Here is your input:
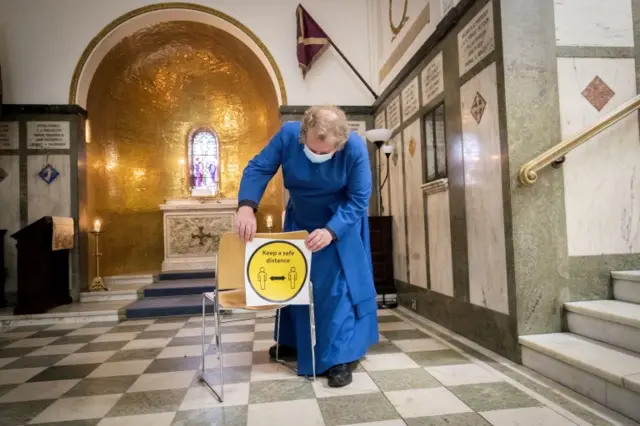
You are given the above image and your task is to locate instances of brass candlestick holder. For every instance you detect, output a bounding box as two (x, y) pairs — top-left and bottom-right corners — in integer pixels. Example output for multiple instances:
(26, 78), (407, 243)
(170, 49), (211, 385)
(90, 230), (108, 292)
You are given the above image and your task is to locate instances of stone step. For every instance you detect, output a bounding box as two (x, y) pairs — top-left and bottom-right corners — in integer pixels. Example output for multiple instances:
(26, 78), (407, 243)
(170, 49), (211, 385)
(0, 300), (129, 329)
(79, 288), (139, 303)
(565, 300), (640, 354)
(157, 270), (215, 282)
(520, 333), (640, 422)
(142, 279), (216, 298)
(124, 295), (215, 319)
(104, 273), (155, 288)
(613, 271), (640, 304)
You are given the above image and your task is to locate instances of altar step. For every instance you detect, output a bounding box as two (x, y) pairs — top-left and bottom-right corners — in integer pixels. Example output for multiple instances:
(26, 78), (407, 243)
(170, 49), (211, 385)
(157, 270), (216, 281)
(123, 294), (215, 319)
(121, 277), (217, 319)
(142, 279), (215, 298)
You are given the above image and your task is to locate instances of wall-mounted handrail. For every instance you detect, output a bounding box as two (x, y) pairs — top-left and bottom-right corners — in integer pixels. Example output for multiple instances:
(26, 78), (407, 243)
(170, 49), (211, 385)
(518, 94), (640, 186)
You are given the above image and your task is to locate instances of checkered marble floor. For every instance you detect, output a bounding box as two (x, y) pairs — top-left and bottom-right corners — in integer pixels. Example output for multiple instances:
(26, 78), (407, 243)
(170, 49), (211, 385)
(0, 309), (613, 426)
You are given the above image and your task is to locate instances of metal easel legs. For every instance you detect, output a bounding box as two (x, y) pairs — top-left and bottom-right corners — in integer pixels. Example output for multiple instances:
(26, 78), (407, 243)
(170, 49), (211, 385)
(199, 285), (317, 403)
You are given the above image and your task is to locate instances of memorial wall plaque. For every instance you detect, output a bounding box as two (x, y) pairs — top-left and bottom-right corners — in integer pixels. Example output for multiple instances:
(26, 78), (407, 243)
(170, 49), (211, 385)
(347, 121), (366, 140)
(458, 2), (495, 76)
(375, 112), (386, 129)
(401, 77), (420, 122)
(386, 96), (401, 132)
(26, 121), (71, 150)
(421, 52), (444, 107)
(0, 122), (19, 150)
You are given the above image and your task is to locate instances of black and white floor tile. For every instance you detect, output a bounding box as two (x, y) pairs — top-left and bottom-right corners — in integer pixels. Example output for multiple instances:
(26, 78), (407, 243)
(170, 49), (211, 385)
(0, 310), (628, 426)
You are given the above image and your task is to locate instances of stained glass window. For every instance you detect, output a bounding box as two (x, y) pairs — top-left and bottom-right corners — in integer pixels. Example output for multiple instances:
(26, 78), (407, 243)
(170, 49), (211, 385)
(189, 129), (219, 195)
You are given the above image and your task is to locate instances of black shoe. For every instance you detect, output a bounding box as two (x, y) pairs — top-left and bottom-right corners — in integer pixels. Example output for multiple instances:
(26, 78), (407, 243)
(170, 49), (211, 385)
(268, 344), (297, 360)
(327, 363), (352, 388)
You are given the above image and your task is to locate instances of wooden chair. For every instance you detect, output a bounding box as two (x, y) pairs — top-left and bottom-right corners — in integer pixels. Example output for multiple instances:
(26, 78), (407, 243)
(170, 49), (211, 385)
(198, 231), (316, 402)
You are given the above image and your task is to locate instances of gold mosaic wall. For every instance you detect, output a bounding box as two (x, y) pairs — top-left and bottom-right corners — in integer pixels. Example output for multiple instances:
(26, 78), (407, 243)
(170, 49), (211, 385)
(86, 21), (282, 277)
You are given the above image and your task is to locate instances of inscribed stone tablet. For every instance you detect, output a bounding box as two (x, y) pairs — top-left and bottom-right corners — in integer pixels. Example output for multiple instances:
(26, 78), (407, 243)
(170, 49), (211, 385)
(401, 77), (420, 122)
(347, 121), (366, 140)
(375, 111), (386, 129)
(421, 52), (444, 106)
(0, 122), (19, 150)
(458, 2), (495, 76)
(27, 121), (71, 149)
(386, 96), (401, 132)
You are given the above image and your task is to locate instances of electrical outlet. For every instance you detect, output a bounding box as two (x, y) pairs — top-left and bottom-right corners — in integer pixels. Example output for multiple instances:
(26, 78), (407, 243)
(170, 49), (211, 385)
(411, 299), (417, 310)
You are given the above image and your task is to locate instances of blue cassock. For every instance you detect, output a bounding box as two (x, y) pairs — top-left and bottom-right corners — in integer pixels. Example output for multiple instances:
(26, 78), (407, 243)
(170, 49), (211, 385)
(238, 121), (379, 375)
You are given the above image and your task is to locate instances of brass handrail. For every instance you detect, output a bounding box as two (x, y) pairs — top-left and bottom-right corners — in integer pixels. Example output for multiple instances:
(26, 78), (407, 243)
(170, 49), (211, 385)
(518, 94), (640, 186)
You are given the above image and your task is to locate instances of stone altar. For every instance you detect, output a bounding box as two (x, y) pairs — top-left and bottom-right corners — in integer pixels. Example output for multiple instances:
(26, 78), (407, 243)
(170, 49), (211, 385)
(160, 198), (237, 272)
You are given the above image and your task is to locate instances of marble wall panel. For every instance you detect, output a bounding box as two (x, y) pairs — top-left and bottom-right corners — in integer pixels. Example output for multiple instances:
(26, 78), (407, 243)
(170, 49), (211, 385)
(0, 155), (20, 293)
(27, 155), (71, 224)
(427, 190), (454, 297)
(460, 62), (509, 315)
(558, 57), (640, 256)
(554, 0), (634, 47)
(403, 120), (428, 288)
(389, 134), (408, 283)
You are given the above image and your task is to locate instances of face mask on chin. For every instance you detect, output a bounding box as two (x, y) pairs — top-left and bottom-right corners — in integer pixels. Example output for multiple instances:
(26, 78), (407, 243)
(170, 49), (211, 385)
(303, 144), (334, 163)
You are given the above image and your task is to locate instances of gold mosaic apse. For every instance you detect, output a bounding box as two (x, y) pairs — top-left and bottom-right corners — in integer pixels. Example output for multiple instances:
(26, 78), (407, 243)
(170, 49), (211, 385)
(86, 21), (282, 277)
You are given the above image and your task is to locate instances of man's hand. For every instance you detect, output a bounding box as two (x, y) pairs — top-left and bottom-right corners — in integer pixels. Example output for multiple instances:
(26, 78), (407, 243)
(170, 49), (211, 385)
(306, 228), (333, 252)
(235, 206), (257, 242)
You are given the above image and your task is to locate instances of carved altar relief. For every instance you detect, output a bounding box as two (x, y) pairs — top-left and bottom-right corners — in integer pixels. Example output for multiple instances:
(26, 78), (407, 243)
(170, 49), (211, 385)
(160, 198), (237, 272)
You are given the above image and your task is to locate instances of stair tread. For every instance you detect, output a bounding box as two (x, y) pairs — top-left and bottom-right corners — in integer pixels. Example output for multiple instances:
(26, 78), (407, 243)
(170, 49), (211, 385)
(144, 279), (214, 290)
(612, 270), (640, 282)
(564, 300), (640, 329)
(126, 294), (209, 310)
(519, 333), (640, 391)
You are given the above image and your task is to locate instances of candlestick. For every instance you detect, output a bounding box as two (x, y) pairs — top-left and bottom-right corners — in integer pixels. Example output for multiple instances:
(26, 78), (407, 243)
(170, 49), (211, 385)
(89, 230), (108, 292)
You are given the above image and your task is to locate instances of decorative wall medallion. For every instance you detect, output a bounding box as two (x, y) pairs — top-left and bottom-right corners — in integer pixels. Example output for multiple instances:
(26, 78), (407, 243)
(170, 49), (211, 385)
(0, 168), (7, 184)
(408, 137), (416, 157)
(471, 92), (487, 124)
(582, 76), (615, 111)
(39, 164), (60, 184)
(389, 0), (410, 39)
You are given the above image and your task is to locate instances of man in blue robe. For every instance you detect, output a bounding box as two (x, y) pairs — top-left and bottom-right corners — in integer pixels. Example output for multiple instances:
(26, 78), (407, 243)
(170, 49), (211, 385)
(236, 105), (379, 387)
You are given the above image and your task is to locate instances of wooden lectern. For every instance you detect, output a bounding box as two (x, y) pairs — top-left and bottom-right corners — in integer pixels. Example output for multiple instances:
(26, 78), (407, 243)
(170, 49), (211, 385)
(11, 217), (74, 315)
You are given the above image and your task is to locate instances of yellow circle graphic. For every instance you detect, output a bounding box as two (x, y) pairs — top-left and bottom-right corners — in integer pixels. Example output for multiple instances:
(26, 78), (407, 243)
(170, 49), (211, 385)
(246, 241), (309, 303)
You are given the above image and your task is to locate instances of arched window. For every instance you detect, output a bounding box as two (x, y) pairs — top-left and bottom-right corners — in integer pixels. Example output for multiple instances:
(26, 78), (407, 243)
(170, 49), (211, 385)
(188, 128), (219, 196)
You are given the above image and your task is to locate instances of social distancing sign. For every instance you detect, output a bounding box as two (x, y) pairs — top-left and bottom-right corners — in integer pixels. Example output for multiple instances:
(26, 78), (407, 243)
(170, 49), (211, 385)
(244, 238), (312, 306)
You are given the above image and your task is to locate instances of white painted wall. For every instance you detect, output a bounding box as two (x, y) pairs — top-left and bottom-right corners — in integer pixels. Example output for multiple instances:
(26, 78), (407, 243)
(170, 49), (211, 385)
(0, 0), (374, 105)
(370, 0), (451, 92)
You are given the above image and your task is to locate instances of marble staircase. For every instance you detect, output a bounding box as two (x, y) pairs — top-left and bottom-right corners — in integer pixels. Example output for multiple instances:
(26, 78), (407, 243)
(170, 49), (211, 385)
(519, 270), (640, 422)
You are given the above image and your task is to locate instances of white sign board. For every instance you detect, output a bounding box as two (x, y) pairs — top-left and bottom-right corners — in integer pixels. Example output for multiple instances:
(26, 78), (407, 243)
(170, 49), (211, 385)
(244, 238), (312, 307)
(0, 122), (19, 150)
(27, 121), (71, 149)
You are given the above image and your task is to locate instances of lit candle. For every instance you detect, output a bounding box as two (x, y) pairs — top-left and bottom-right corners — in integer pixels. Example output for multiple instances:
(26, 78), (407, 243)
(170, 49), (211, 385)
(93, 219), (101, 233)
(266, 215), (273, 228)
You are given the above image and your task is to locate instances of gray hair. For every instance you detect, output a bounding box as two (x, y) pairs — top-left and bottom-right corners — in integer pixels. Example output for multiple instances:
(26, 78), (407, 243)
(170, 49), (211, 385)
(300, 105), (350, 150)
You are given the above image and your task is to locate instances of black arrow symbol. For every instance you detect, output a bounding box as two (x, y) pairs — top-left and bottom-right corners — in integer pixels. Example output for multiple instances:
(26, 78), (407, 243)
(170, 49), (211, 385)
(269, 276), (285, 281)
